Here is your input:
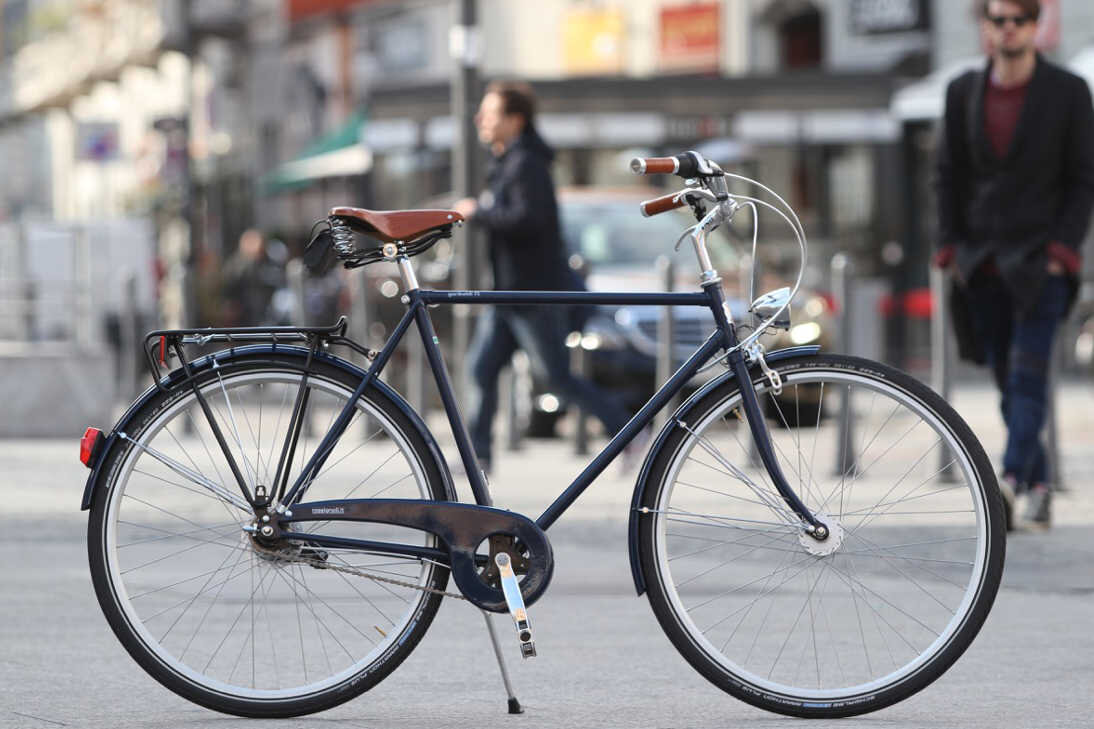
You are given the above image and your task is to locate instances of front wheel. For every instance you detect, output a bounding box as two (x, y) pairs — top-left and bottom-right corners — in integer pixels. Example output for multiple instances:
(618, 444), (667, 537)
(637, 354), (1005, 718)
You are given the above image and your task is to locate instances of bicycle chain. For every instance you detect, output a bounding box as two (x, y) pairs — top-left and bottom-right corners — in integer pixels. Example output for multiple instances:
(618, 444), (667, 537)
(250, 540), (468, 601)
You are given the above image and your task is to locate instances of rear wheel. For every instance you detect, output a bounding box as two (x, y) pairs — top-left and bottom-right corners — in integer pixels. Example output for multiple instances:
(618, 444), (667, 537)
(88, 352), (449, 717)
(637, 354), (1005, 717)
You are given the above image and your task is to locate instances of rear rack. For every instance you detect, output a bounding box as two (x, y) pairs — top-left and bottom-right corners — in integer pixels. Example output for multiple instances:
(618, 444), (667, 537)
(142, 316), (377, 392)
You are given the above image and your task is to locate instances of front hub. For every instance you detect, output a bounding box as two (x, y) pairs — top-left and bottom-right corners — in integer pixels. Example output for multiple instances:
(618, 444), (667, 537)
(799, 512), (844, 557)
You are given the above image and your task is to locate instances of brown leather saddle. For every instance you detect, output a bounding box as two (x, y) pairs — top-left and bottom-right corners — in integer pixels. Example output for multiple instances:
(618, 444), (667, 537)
(330, 207), (464, 243)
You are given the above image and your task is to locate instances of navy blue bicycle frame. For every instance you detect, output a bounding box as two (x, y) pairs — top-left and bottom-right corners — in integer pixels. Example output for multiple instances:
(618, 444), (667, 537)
(277, 276), (822, 534)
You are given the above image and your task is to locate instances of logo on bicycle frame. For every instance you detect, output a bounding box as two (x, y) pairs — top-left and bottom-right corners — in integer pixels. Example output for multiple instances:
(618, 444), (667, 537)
(311, 506), (345, 515)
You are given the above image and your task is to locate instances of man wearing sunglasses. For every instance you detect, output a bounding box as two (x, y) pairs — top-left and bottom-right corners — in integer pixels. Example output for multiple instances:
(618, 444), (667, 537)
(935, 0), (1094, 530)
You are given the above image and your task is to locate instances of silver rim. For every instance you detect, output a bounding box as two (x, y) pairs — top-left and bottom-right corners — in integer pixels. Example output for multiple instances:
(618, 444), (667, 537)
(651, 368), (990, 701)
(101, 367), (441, 701)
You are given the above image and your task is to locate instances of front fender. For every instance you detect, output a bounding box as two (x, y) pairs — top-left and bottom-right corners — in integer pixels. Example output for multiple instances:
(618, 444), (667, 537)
(80, 345), (457, 510)
(626, 345), (820, 596)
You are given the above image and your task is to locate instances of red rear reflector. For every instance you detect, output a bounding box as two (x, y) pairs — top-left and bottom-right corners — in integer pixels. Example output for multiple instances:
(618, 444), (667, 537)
(80, 427), (105, 467)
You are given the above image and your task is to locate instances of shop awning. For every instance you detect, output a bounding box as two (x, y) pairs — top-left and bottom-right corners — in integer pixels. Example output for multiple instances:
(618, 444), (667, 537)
(261, 111), (372, 193)
(1068, 46), (1094, 92)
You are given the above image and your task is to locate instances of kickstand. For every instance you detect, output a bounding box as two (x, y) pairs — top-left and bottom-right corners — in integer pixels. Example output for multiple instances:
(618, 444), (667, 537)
(482, 611), (524, 714)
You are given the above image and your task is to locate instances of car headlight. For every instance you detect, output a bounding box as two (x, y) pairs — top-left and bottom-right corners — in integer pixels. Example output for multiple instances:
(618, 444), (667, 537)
(789, 322), (822, 345)
(576, 317), (627, 351)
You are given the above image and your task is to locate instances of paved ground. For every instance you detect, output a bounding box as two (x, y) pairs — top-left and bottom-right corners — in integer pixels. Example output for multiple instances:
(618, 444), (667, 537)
(2, 382), (1094, 728)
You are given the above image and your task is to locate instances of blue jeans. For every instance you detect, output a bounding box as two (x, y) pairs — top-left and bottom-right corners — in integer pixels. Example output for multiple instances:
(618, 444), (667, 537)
(966, 273), (1070, 485)
(465, 306), (630, 463)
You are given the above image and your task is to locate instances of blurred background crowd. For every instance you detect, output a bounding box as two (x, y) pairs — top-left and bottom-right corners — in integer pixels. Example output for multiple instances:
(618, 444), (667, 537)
(3, 0), (1094, 440)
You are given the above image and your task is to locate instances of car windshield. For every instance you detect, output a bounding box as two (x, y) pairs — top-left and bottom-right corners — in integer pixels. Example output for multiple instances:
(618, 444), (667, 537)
(559, 199), (738, 270)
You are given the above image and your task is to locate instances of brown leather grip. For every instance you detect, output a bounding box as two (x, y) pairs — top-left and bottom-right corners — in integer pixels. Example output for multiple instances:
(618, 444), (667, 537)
(631, 156), (678, 175)
(639, 192), (685, 217)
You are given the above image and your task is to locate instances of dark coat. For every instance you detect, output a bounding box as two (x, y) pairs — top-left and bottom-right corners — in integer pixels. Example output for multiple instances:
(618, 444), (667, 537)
(935, 55), (1094, 310)
(474, 127), (572, 290)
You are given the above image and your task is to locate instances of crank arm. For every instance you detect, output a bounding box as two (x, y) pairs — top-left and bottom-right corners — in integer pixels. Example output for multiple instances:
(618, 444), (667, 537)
(494, 553), (536, 658)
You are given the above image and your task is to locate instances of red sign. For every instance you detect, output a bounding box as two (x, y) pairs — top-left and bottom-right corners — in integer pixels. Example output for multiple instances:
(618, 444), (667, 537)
(287, 0), (376, 22)
(660, 2), (720, 73)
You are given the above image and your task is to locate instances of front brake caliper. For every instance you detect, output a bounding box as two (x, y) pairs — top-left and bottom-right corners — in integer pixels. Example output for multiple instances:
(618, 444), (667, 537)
(746, 342), (782, 396)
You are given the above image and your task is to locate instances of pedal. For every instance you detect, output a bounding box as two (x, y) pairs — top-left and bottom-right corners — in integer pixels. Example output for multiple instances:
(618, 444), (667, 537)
(494, 553), (536, 658)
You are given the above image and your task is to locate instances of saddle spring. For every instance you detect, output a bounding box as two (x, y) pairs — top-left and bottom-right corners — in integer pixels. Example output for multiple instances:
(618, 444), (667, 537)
(328, 215), (356, 258)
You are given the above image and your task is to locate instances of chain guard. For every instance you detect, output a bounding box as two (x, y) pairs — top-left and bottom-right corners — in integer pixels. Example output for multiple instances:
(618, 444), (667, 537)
(282, 499), (554, 612)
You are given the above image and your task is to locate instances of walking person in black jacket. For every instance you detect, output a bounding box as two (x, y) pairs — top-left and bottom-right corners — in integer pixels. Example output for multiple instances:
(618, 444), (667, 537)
(934, 0), (1094, 529)
(453, 81), (631, 474)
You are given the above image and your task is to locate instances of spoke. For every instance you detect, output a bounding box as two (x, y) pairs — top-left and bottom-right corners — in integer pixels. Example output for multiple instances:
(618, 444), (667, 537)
(184, 407), (232, 501)
(819, 399), (903, 513)
(689, 551), (817, 614)
(849, 457), (964, 533)
(845, 531), (972, 590)
(674, 529), (798, 588)
(846, 438), (944, 534)
(214, 372), (260, 491)
(839, 478), (965, 517)
(157, 544), (243, 644)
(841, 388), (880, 519)
(327, 556), (402, 621)
(120, 434), (251, 511)
(683, 422), (800, 526)
(768, 561), (829, 679)
(825, 560), (941, 643)
(677, 469), (785, 511)
(266, 382), (292, 488)
(664, 507), (801, 532)
(716, 418), (802, 525)
(131, 467), (248, 514)
(178, 546), (251, 662)
(139, 548), (253, 624)
(296, 564), (337, 672)
(311, 414), (383, 481)
(121, 526), (242, 576)
(765, 390), (824, 507)
(201, 557), (273, 673)
(117, 519), (241, 549)
(274, 565), (378, 648)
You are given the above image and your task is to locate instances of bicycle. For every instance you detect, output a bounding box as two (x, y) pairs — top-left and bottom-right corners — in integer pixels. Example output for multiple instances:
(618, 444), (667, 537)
(80, 151), (1005, 719)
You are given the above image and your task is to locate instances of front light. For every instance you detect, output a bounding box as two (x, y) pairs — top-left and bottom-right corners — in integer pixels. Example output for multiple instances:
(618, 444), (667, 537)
(789, 322), (822, 345)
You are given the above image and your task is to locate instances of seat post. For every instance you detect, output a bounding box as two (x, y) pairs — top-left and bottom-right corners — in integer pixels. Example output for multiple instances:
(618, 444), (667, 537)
(396, 253), (420, 292)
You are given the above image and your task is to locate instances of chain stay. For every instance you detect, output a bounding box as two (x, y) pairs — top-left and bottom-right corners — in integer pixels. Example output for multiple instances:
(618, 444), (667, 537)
(250, 539), (467, 600)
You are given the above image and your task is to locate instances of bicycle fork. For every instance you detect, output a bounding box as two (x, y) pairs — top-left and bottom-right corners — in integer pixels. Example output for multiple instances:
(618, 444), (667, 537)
(706, 281), (829, 541)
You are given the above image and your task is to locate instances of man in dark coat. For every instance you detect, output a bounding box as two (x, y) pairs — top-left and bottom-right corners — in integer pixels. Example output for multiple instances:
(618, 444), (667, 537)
(453, 81), (630, 474)
(934, 0), (1094, 529)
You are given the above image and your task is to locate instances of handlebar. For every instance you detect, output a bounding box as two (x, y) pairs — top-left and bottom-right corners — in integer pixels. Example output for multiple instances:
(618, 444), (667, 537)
(630, 152), (706, 178)
(639, 191), (687, 217)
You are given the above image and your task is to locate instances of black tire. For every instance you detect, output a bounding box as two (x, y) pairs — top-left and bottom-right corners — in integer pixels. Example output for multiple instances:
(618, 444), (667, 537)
(637, 354), (1005, 718)
(88, 351), (449, 718)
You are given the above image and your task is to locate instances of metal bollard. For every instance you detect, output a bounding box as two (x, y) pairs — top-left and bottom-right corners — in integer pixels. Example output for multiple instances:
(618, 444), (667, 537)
(929, 266), (956, 481)
(504, 365), (523, 452)
(287, 259), (306, 325)
(121, 271), (139, 401)
(1046, 332), (1064, 491)
(831, 254), (857, 475)
(655, 255), (677, 431)
(572, 342), (589, 456)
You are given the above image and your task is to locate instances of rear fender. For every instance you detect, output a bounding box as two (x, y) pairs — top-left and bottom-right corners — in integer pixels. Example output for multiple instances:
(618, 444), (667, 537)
(80, 345), (457, 510)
